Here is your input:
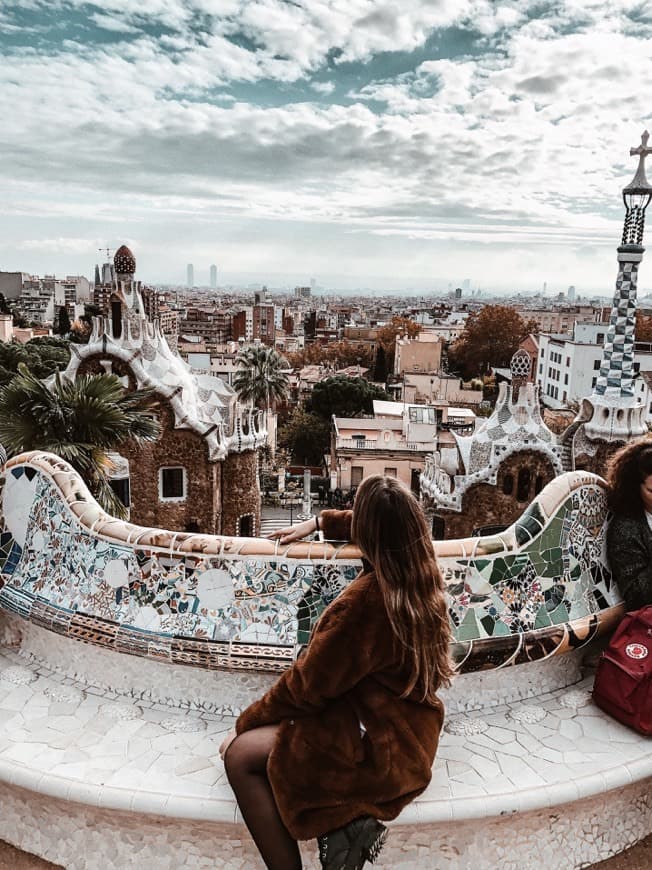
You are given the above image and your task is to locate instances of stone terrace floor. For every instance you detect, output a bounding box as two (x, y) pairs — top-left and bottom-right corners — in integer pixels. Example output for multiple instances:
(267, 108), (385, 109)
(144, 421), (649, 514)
(0, 641), (650, 868)
(1, 829), (650, 868)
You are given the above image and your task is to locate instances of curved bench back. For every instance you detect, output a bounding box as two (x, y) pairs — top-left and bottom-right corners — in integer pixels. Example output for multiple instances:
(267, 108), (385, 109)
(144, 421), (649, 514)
(0, 452), (622, 673)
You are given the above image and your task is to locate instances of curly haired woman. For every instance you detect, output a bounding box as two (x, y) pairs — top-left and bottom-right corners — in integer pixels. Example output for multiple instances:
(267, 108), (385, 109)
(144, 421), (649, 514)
(219, 474), (454, 870)
(606, 439), (652, 611)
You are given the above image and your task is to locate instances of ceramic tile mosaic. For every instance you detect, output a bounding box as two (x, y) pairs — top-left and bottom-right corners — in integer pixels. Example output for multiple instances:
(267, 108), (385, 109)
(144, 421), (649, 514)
(0, 458), (623, 674)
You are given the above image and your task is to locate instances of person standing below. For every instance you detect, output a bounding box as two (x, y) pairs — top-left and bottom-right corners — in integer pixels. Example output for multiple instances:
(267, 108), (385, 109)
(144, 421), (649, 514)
(219, 474), (454, 870)
(606, 440), (652, 610)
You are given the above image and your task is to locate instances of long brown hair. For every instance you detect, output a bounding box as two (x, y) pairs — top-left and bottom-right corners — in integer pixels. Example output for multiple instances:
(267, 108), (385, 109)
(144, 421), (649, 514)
(351, 474), (454, 702)
(606, 438), (652, 515)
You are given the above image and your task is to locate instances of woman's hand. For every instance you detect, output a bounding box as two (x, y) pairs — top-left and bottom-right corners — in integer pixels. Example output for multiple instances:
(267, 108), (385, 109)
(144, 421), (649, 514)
(219, 727), (237, 760)
(266, 518), (317, 545)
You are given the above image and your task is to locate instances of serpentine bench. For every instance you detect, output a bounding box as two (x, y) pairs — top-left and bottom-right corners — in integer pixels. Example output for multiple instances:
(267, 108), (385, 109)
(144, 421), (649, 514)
(0, 451), (649, 869)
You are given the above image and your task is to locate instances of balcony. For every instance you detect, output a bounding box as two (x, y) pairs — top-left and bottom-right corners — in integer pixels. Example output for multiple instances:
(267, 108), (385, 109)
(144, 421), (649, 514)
(336, 437), (436, 452)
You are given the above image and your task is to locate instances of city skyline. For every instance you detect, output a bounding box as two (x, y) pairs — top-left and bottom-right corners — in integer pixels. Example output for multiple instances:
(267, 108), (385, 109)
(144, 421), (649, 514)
(2, 2), (652, 292)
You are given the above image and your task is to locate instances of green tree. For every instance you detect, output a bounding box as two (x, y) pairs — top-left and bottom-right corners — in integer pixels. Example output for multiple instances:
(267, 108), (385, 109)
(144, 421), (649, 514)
(0, 365), (160, 518)
(311, 375), (390, 419)
(447, 305), (531, 379)
(278, 408), (330, 466)
(233, 345), (290, 410)
(55, 305), (71, 336)
(373, 344), (388, 382)
(0, 337), (71, 386)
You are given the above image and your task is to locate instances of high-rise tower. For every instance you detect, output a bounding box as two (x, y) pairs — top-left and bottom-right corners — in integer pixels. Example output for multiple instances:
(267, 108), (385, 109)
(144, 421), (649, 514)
(210, 264), (217, 289)
(187, 263), (194, 288)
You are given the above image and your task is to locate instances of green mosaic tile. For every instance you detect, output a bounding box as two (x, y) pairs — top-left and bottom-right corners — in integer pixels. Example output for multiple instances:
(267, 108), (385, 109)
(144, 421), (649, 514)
(457, 608), (481, 641)
(548, 602), (570, 624)
(534, 605), (553, 629)
(492, 620), (512, 637)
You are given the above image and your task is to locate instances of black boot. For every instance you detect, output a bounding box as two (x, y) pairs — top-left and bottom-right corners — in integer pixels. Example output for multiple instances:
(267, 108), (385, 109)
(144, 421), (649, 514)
(317, 816), (388, 870)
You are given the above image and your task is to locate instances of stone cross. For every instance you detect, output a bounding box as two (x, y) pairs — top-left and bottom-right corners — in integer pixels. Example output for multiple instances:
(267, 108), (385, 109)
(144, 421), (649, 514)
(627, 130), (652, 191)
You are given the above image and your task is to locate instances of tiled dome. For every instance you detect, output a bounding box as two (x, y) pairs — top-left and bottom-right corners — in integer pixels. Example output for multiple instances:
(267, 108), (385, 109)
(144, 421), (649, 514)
(114, 245), (136, 276)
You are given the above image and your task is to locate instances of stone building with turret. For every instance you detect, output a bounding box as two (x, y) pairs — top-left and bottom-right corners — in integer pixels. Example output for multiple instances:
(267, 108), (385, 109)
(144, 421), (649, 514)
(58, 245), (267, 536)
(421, 350), (562, 539)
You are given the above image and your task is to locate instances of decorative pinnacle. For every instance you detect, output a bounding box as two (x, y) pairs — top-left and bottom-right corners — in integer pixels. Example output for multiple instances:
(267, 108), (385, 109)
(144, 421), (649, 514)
(624, 130), (652, 195)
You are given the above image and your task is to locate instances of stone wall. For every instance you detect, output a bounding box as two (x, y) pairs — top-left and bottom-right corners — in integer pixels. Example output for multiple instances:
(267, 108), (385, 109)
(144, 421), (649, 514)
(433, 451), (557, 539)
(120, 403), (220, 534)
(220, 450), (261, 536)
(74, 354), (262, 536)
(77, 356), (217, 533)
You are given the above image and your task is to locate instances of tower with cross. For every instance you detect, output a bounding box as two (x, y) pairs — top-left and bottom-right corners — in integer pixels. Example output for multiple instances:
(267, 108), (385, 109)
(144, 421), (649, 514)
(576, 131), (652, 446)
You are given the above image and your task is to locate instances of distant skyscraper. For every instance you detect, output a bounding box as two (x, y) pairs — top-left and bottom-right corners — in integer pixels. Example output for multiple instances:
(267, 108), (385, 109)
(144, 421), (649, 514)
(187, 264), (194, 287)
(462, 278), (470, 291)
(454, 287), (462, 299)
(567, 284), (576, 302)
(210, 264), (217, 289)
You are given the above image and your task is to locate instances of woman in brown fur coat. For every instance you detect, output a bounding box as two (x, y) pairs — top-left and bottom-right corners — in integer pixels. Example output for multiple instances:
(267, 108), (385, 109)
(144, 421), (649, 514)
(219, 475), (454, 870)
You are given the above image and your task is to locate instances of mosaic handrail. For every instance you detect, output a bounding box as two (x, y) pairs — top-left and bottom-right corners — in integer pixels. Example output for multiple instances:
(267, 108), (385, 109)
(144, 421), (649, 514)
(0, 451), (623, 674)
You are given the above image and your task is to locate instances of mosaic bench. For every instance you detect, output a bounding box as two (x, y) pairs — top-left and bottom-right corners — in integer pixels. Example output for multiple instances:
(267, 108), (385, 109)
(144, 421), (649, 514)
(0, 450), (650, 869)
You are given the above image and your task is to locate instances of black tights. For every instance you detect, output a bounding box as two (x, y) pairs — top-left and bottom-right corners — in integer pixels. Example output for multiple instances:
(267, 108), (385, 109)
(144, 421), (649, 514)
(224, 725), (302, 870)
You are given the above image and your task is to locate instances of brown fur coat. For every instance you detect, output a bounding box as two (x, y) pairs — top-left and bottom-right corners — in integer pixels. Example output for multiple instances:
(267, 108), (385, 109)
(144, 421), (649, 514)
(235, 509), (445, 840)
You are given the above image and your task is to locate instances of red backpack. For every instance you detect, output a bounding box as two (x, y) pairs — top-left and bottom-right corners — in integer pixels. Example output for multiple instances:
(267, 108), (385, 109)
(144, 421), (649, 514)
(593, 605), (652, 736)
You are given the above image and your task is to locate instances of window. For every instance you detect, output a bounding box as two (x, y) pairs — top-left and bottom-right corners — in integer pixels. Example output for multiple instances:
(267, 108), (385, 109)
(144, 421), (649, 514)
(383, 467), (397, 477)
(160, 467), (186, 501)
(432, 516), (445, 540)
(566, 357), (570, 366)
(592, 377), (597, 388)
(238, 514), (254, 536)
(350, 466), (363, 486)
(517, 468), (531, 502)
(109, 477), (130, 508)
(502, 473), (514, 495)
(597, 333), (604, 344)
(409, 407), (436, 424)
(539, 363), (543, 374)
(593, 359), (601, 370)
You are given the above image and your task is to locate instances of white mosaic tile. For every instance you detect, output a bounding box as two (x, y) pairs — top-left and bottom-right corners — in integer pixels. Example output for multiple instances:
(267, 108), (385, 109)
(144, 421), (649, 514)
(42, 684), (85, 704)
(561, 689), (593, 708)
(160, 717), (208, 733)
(100, 703), (143, 721)
(445, 717), (490, 736)
(509, 704), (547, 723)
(0, 665), (37, 686)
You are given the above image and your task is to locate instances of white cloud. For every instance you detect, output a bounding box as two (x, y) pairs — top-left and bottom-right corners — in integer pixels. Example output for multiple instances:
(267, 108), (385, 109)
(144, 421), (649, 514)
(311, 80), (335, 95)
(2, 1), (652, 289)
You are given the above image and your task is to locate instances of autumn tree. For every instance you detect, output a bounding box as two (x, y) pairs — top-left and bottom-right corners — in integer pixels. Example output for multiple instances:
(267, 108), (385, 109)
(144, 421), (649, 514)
(447, 305), (531, 379)
(286, 340), (373, 371)
(376, 316), (421, 372)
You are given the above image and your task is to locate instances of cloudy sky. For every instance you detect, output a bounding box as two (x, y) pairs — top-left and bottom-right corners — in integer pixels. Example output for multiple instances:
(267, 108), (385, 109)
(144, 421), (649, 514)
(2, 1), (652, 293)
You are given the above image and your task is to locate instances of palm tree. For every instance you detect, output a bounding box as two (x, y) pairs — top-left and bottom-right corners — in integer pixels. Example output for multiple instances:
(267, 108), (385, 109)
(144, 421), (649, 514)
(233, 345), (290, 411)
(0, 364), (160, 518)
